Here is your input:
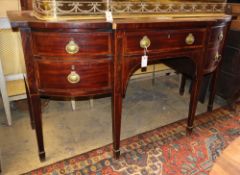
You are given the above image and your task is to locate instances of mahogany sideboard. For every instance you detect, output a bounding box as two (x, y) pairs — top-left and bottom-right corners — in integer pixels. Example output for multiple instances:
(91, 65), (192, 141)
(7, 11), (232, 160)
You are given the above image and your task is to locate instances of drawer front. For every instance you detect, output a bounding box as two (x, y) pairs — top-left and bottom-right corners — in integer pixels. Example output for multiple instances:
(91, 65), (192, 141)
(124, 29), (206, 55)
(35, 59), (112, 94)
(32, 32), (112, 57)
(208, 25), (227, 47)
(204, 47), (221, 73)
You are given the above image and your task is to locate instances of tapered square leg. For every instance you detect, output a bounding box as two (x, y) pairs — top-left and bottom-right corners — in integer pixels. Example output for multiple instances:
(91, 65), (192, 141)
(39, 151), (46, 162)
(187, 68), (203, 133)
(112, 32), (124, 159)
(207, 71), (218, 112)
(112, 93), (122, 160)
(179, 74), (186, 96)
(186, 126), (193, 136)
(31, 94), (45, 161)
(24, 78), (35, 129)
(113, 149), (120, 159)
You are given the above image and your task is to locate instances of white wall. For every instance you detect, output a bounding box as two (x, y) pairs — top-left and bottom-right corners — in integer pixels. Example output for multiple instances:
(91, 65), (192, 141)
(0, 0), (21, 17)
(0, 0), (25, 75)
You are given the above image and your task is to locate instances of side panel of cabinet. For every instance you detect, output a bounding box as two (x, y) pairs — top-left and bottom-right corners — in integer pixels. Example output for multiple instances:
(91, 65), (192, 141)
(216, 30), (240, 99)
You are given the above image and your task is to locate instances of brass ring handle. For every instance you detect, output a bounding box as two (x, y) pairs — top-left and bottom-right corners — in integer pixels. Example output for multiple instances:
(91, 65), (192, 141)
(218, 31), (224, 41)
(65, 40), (79, 55)
(67, 71), (80, 84)
(185, 33), (195, 45)
(140, 36), (151, 49)
(214, 52), (222, 62)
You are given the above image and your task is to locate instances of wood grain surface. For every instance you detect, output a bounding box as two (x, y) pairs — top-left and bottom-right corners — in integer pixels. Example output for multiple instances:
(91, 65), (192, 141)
(7, 10), (232, 160)
(210, 137), (240, 175)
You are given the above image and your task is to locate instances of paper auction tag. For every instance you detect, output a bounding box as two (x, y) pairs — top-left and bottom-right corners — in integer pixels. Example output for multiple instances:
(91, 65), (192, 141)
(141, 55), (148, 68)
(105, 11), (113, 22)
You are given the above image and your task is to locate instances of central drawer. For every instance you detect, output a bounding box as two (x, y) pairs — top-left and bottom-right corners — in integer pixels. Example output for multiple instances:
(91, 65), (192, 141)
(124, 29), (206, 55)
(32, 32), (112, 57)
(35, 59), (112, 96)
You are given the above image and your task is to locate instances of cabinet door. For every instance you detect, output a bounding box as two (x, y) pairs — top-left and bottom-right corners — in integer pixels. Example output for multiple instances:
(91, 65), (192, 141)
(216, 30), (240, 99)
(221, 46), (240, 75)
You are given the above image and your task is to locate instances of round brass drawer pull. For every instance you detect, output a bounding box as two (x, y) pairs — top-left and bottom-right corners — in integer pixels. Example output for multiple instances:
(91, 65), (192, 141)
(214, 52), (222, 62)
(67, 71), (80, 84)
(65, 40), (79, 55)
(140, 36), (151, 49)
(218, 31), (224, 41)
(185, 33), (195, 45)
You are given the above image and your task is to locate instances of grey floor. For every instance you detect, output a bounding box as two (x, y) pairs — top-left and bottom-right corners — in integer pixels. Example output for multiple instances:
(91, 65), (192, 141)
(0, 74), (226, 175)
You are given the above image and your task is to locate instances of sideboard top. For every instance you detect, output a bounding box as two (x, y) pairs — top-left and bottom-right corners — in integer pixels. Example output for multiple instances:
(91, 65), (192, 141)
(7, 10), (232, 30)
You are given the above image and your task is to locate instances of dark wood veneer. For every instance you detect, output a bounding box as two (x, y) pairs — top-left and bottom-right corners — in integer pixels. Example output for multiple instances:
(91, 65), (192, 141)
(32, 32), (112, 57)
(216, 30), (240, 104)
(208, 25), (228, 46)
(36, 59), (112, 95)
(7, 11), (232, 160)
(204, 47), (222, 73)
(124, 29), (206, 55)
